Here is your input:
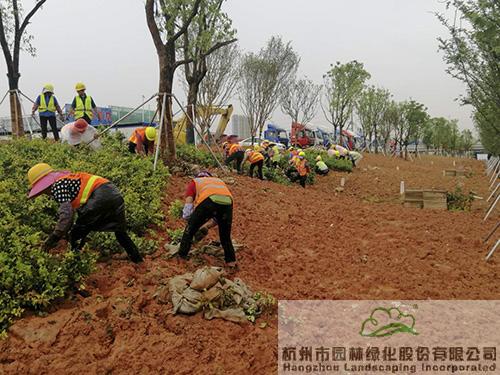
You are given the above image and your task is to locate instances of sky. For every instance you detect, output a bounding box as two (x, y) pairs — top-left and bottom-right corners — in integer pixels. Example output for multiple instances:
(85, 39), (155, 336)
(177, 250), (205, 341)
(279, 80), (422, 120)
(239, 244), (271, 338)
(0, 0), (473, 132)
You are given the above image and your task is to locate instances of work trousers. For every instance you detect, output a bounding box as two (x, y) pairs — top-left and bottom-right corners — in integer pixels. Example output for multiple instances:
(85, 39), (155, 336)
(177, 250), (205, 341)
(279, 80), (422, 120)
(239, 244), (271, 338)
(225, 151), (244, 173)
(315, 167), (329, 175)
(40, 116), (59, 141)
(178, 198), (236, 263)
(249, 160), (264, 180)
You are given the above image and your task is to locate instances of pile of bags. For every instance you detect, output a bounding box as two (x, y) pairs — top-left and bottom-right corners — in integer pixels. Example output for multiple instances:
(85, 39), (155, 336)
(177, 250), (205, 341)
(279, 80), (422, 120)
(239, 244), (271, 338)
(166, 267), (260, 323)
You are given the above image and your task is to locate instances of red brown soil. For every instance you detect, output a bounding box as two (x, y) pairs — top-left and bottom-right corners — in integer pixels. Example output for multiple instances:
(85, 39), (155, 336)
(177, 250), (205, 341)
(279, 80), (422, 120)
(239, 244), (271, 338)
(1, 154), (499, 374)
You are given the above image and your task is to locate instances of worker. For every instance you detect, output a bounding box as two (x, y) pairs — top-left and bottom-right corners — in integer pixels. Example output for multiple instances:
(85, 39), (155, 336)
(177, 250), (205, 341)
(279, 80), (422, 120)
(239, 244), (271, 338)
(31, 84), (64, 141)
(327, 148), (341, 158)
(27, 163), (143, 263)
(128, 126), (156, 155)
(287, 151), (310, 188)
(268, 143), (281, 168)
(222, 141), (230, 158)
(225, 141), (244, 174)
(349, 150), (363, 167)
(179, 171), (237, 269)
(242, 146), (265, 180)
(315, 155), (329, 175)
(295, 151), (310, 188)
(60, 118), (101, 150)
(70, 82), (101, 124)
(332, 144), (349, 159)
(260, 140), (271, 166)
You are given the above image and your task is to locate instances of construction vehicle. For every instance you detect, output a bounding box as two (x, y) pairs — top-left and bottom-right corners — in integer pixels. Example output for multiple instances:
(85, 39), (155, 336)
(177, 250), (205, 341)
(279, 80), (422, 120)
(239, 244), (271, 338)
(263, 123), (289, 147)
(291, 122), (332, 148)
(174, 105), (233, 144)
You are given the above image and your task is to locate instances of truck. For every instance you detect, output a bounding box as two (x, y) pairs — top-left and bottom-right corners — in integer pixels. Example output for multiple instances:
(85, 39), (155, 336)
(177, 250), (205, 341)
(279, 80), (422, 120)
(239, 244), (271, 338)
(290, 122), (315, 148)
(263, 123), (289, 147)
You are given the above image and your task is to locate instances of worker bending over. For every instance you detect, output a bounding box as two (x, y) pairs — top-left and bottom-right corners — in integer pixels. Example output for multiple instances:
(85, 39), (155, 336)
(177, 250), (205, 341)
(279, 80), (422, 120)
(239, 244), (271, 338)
(349, 150), (363, 167)
(128, 126), (156, 155)
(179, 171), (237, 269)
(60, 118), (101, 150)
(225, 141), (244, 174)
(315, 156), (329, 175)
(27, 163), (142, 263)
(32, 84), (64, 141)
(243, 146), (265, 180)
(268, 143), (281, 168)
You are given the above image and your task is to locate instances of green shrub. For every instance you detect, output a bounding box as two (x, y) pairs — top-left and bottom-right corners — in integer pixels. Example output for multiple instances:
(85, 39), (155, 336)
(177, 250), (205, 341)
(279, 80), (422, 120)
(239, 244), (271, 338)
(176, 144), (220, 167)
(168, 199), (184, 219)
(167, 228), (184, 244)
(0, 134), (169, 335)
(447, 186), (475, 211)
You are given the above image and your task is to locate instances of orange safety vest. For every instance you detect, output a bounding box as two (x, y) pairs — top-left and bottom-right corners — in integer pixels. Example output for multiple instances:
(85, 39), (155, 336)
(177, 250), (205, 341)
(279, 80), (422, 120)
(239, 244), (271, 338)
(228, 143), (243, 156)
(296, 159), (309, 176)
(129, 128), (146, 144)
(246, 150), (264, 164)
(193, 177), (233, 207)
(57, 173), (109, 209)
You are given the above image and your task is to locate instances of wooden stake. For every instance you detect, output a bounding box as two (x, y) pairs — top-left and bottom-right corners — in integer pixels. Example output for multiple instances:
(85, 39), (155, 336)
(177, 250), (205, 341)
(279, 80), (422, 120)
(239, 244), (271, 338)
(485, 239), (500, 261)
(400, 181), (405, 195)
(340, 177), (345, 187)
(483, 222), (500, 243)
(484, 194), (500, 221)
(487, 183), (500, 202)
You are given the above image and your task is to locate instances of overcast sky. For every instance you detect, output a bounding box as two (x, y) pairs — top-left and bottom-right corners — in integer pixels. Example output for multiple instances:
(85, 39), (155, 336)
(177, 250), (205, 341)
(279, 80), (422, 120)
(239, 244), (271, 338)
(0, 0), (473, 132)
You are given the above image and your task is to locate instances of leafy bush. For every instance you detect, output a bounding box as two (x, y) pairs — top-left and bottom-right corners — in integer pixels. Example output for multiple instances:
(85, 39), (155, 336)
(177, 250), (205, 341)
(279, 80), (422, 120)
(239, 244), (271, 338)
(167, 228), (184, 244)
(168, 199), (184, 219)
(447, 186), (475, 211)
(0, 134), (169, 335)
(176, 144), (220, 168)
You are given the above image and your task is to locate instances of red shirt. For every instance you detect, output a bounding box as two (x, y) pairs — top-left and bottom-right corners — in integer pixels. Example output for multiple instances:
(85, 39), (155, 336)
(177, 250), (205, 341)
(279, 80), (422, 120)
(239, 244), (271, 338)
(185, 180), (196, 198)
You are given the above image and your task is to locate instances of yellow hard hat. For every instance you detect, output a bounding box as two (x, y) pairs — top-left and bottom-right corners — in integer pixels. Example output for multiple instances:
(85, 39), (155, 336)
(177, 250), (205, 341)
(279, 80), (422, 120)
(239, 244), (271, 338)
(335, 150), (340, 157)
(315, 155), (322, 161)
(299, 151), (306, 157)
(261, 140), (270, 146)
(43, 84), (54, 93)
(253, 145), (261, 151)
(75, 82), (86, 91)
(28, 163), (54, 187)
(288, 147), (294, 151)
(145, 126), (157, 141)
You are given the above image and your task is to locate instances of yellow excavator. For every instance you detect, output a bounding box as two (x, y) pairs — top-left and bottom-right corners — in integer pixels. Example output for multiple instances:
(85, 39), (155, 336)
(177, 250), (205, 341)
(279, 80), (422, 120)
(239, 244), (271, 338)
(174, 104), (233, 144)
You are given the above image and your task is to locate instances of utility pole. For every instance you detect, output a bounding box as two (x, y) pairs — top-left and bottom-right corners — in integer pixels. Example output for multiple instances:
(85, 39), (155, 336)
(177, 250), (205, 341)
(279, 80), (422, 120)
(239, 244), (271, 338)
(142, 95), (145, 123)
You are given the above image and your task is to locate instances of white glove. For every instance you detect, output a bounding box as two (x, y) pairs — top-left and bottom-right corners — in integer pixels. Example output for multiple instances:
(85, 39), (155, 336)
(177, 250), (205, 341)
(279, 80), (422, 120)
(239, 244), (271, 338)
(182, 203), (194, 220)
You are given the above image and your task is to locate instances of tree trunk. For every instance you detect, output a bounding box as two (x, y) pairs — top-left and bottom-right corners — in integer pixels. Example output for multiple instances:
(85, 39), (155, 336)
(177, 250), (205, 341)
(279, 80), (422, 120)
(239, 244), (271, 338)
(185, 83), (198, 144)
(158, 54), (176, 163)
(373, 123), (378, 154)
(7, 72), (24, 137)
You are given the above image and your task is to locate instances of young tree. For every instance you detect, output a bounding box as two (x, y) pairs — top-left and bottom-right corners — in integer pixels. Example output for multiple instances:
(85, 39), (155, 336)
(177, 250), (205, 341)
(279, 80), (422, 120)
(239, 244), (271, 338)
(380, 100), (399, 154)
(401, 100), (428, 159)
(196, 43), (240, 137)
(280, 76), (321, 125)
(145, 0), (202, 162)
(437, 0), (500, 154)
(355, 86), (391, 153)
(238, 36), (299, 140)
(458, 128), (474, 154)
(322, 61), (370, 143)
(181, 0), (236, 144)
(0, 0), (46, 137)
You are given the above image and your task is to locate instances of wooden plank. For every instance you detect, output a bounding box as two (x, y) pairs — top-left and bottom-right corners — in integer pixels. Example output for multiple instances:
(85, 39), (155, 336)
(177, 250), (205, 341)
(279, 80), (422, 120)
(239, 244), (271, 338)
(444, 169), (456, 176)
(404, 190), (423, 200)
(404, 201), (423, 208)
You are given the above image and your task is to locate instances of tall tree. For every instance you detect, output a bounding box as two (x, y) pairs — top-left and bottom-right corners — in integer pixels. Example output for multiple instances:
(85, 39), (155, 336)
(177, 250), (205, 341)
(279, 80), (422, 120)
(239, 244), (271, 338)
(238, 36), (299, 140)
(0, 0), (46, 137)
(322, 60), (370, 143)
(182, 0), (236, 144)
(437, 0), (500, 154)
(145, 0), (201, 162)
(400, 100), (428, 159)
(196, 43), (239, 137)
(355, 86), (391, 153)
(380, 100), (399, 154)
(280, 76), (321, 125)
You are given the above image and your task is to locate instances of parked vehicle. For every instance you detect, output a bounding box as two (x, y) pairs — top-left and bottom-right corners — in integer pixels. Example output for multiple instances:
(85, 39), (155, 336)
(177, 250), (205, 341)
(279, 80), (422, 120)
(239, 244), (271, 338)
(290, 122), (315, 148)
(263, 124), (289, 147)
(239, 137), (286, 150)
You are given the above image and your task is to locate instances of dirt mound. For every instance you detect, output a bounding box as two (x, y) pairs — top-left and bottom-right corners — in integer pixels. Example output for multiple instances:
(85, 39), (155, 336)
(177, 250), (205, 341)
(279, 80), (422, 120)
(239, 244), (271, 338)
(1, 154), (499, 374)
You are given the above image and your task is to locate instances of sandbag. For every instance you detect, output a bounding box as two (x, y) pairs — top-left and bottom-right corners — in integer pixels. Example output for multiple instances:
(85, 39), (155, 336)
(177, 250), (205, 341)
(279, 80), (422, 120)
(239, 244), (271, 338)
(190, 267), (224, 291)
(204, 307), (248, 324)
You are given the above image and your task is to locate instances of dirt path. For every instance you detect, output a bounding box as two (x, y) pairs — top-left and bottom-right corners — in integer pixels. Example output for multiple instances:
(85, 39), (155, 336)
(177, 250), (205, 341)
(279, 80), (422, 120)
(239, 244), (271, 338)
(1, 154), (499, 374)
